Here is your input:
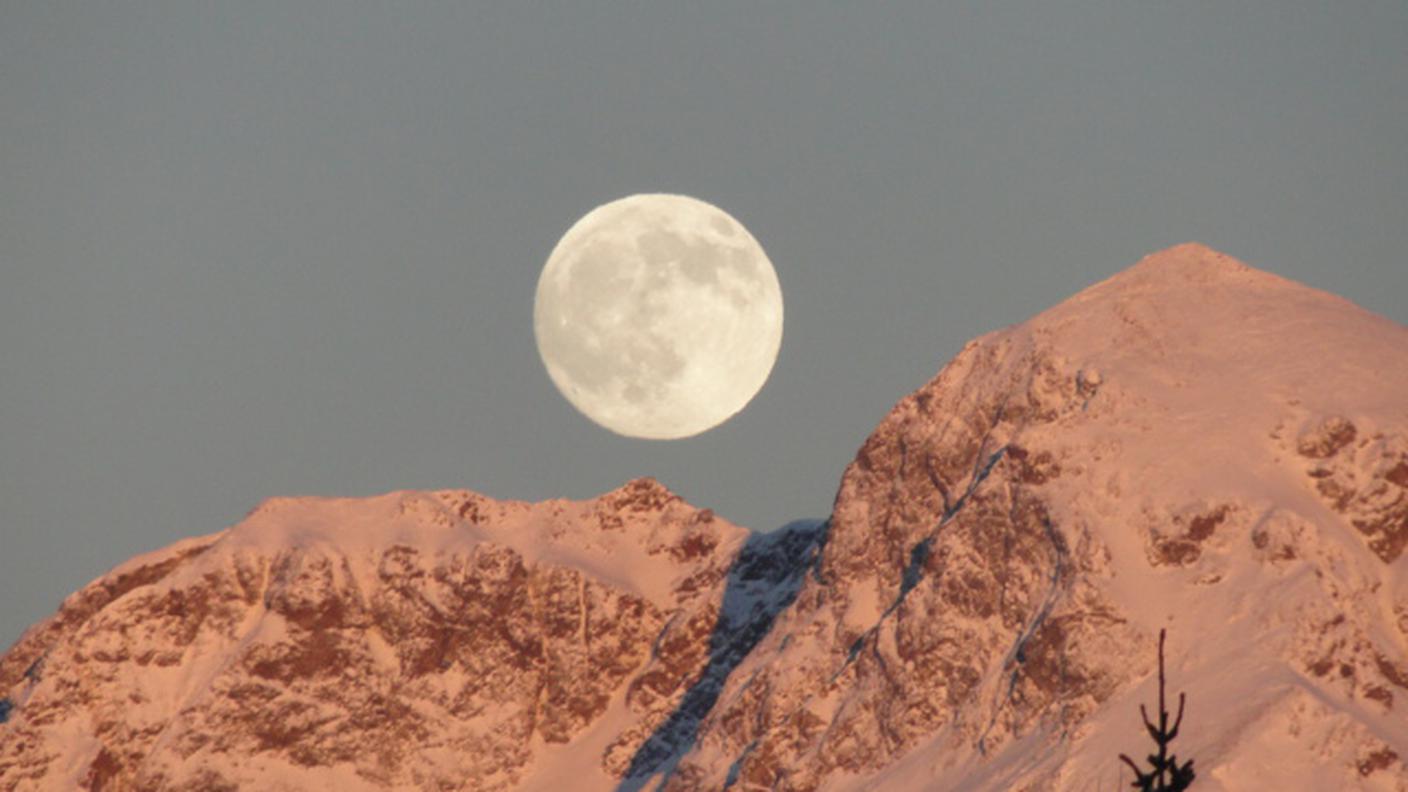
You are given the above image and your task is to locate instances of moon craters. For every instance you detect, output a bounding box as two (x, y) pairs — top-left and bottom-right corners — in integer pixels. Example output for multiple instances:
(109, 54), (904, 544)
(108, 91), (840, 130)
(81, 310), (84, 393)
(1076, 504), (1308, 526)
(534, 194), (782, 439)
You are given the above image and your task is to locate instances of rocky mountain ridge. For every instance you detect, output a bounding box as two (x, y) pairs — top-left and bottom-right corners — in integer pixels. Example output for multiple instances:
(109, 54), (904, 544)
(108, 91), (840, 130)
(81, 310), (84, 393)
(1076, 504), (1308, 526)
(3, 243), (1407, 791)
(0, 480), (822, 790)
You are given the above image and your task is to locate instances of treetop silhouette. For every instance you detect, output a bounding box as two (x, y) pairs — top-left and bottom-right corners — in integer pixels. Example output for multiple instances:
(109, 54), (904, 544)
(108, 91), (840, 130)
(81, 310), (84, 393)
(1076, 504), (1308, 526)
(1119, 629), (1195, 791)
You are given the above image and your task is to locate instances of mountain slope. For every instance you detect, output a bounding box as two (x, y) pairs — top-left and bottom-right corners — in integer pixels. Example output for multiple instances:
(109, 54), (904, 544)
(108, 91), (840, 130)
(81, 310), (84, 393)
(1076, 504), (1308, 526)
(663, 243), (1408, 790)
(0, 480), (821, 791)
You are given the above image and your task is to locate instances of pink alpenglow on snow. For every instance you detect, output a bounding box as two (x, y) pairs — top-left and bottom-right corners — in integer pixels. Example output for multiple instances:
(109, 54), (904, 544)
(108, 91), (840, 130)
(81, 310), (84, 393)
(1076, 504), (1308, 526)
(0, 481), (827, 790)
(2, 244), (1406, 791)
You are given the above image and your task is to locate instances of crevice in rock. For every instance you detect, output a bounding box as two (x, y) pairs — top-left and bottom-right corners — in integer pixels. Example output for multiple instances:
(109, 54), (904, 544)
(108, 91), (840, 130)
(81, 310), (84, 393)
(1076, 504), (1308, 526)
(721, 738), (758, 789)
(833, 437), (1009, 681)
(977, 515), (1072, 755)
(616, 519), (828, 791)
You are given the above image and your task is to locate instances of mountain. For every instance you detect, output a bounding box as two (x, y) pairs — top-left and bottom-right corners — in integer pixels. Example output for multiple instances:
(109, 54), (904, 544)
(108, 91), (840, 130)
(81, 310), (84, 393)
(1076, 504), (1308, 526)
(3, 243), (1406, 791)
(662, 243), (1408, 791)
(0, 481), (822, 790)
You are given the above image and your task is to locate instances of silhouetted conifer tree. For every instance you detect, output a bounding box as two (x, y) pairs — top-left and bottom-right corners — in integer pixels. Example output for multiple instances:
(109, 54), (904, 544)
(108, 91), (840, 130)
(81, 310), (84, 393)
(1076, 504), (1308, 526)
(1119, 629), (1195, 790)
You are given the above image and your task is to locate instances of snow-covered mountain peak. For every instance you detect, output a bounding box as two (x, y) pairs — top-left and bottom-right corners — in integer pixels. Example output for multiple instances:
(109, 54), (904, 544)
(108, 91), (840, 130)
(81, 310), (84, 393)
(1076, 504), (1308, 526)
(3, 245), (1404, 791)
(664, 245), (1408, 790)
(0, 482), (789, 790)
(1120, 241), (1262, 280)
(1068, 242), (1296, 304)
(599, 476), (683, 510)
(204, 479), (741, 609)
(993, 244), (1408, 441)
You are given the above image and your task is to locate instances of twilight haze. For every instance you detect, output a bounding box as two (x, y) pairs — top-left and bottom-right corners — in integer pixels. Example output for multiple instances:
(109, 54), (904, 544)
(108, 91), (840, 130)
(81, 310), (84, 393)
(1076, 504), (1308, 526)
(2, 1), (1405, 650)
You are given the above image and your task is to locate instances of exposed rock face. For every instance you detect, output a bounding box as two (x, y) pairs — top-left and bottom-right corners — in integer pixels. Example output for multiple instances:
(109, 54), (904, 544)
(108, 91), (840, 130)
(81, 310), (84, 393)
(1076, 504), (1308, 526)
(1293, 414), (1408, 563)
(0, 479), (823, 791)
(616, 521), (825, 788)
(661, 244), (1408, 791)
(4, 244), (1407, 791)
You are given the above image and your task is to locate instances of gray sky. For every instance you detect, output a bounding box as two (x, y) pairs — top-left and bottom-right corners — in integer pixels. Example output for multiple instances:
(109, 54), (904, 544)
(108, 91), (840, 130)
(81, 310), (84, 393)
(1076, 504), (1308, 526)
(3, 1), (1406, 648)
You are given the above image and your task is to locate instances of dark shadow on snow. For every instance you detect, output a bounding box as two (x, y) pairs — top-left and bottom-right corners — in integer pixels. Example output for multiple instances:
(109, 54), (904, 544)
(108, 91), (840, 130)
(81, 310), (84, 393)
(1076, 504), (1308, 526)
(615, 518), (829, 792)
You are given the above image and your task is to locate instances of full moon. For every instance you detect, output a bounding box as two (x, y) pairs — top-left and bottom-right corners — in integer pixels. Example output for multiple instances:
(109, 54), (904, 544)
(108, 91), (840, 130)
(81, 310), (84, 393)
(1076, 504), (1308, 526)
(534, 194), (783, 439)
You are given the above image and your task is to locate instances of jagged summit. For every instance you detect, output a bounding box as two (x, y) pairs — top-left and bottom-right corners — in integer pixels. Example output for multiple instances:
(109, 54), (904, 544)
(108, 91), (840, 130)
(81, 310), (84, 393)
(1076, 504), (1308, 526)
(597, 476), (684, 512)
(0, 480), (794, 791)
(232, 477), (685, 545)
